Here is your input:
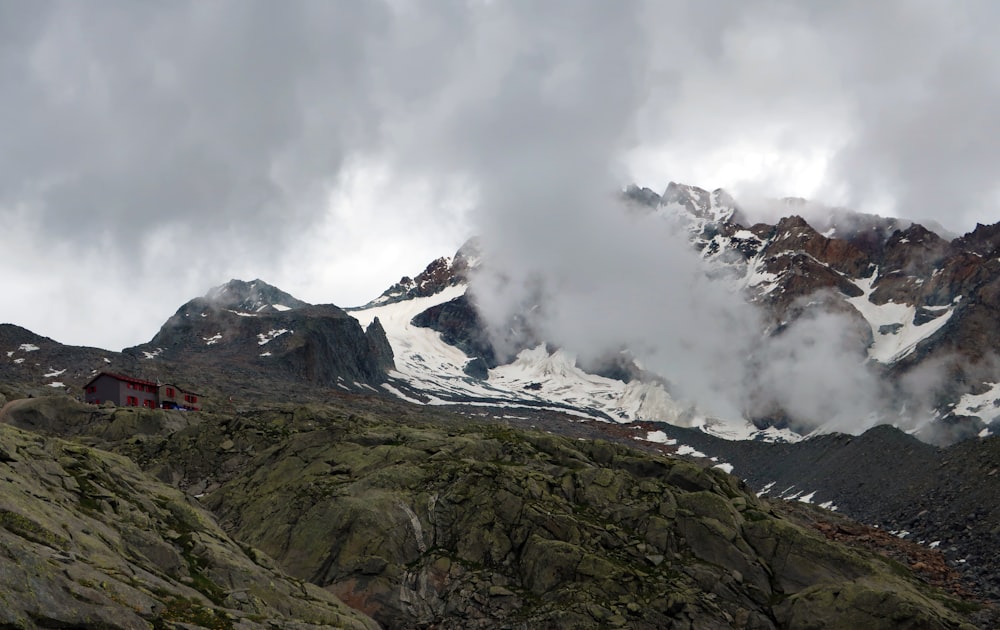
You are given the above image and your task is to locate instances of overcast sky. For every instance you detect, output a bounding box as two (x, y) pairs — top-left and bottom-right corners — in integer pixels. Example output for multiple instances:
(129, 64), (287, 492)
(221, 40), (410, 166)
(2, 1), (999, 351)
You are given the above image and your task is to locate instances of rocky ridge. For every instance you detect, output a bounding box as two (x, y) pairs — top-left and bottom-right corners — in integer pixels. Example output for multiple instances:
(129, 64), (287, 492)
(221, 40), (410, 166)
(0, 395), (987, 629)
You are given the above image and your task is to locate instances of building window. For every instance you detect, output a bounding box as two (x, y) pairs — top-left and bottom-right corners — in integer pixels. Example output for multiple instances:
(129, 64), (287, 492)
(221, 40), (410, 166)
(126, 396), (138, 406)
(87, 386), (96, 394)
(143, 399), (154, 408)
(166, 387), (175, 397)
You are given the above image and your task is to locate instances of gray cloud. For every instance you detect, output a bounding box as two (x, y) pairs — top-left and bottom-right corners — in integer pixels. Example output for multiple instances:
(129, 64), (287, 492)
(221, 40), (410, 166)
(2, 0), (1000, 359)
(1, 2), (388, 256)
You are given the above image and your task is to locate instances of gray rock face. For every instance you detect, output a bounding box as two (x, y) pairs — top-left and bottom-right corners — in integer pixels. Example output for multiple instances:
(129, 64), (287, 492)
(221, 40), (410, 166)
(130, 288), (394, 394)
(0, 420), (377, 629)
(365, 317), (395, 375)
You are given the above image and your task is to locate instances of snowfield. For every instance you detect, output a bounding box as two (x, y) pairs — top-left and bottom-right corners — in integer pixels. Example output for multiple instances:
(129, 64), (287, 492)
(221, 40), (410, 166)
(351, 284), (799, 442)
(847, 274), (955, 364)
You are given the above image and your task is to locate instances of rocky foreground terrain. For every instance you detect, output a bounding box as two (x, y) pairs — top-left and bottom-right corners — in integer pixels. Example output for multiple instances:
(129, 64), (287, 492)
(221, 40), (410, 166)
(625, 420), (1000, 605)
(1, 393), (996, 629)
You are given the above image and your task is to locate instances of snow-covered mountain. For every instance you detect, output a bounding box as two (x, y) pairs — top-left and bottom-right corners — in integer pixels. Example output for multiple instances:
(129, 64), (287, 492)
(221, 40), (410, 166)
(350, 181), (1000, 444)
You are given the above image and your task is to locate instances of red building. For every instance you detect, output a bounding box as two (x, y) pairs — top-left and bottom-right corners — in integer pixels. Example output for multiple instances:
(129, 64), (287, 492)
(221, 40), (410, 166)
(83, 372), (201, 410)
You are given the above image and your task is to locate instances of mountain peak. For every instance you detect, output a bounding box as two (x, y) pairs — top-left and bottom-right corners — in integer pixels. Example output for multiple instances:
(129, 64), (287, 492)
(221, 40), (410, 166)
(359, 240), (481, 308)
(659, 181), (738, 224)
(204, 279), (309, 314)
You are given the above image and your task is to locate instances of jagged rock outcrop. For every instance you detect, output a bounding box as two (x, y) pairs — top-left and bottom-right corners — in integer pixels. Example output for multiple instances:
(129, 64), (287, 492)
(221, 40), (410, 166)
(365, 316), (395, 374)
(0, 419), (377, 629)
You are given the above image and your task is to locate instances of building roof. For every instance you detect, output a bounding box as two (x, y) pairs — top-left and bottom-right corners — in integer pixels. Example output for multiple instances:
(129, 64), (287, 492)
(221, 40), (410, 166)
(82, 371), (158, 390)
(159, 382), (202, 397)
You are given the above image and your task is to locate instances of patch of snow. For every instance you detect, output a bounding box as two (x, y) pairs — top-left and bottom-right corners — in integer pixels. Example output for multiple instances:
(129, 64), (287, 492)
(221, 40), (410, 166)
(744, 257), (780, 294)
(928, 540), (941, 549)
(229, 310), (258, 317)
(954, 382), (1000, 421)
(5, 351), (12, 357)
(273, 304), (292, 311)
(818, 501), (839, 511)
(797, 491), (816, 504)
(43, 368), (66, 378)
(642, 430), (677, 445)
(18, 343), (39, 352)
(847, 274), (954, 363)
(713, 462), (734, 474)
(13, 358), (25, 364)
(381, 383), (425, 404)
(701, 418), (803, 443)
(257, 329), (290, 345)
(675, 444), (706, 458)
(259, 351), (272, 357)
(47, 381), (64, 388)
(979, 428), (993, 438)
(203, 333), (223, 345)
(142, 347), (164, 360)
(103, 357), (111, 363)
(759, 482), (777, 495)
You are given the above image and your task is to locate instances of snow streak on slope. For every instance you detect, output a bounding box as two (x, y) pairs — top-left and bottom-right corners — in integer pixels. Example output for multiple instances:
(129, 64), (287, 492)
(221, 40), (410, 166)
(847, 274), (955, 364)
(954, 382), (1000, 428)
(351, 285), (798, 441)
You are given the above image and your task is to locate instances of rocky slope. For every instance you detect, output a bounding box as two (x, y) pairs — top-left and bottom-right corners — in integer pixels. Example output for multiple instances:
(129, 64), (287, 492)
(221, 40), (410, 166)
(3, 395), (987, 629)
(618, 419), (1000, 606)
(0, 404), (376, 629)
(0, 323), (141, 400)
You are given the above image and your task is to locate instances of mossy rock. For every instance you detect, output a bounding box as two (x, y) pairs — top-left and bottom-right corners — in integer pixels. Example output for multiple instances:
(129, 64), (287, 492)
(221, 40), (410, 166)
(774, 577), (979, 630)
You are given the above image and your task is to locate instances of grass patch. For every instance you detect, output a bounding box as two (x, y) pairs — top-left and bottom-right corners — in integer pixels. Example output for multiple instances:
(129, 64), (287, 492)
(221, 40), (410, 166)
(151, 597), (234, 630)
(0, 509), (69, 550)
